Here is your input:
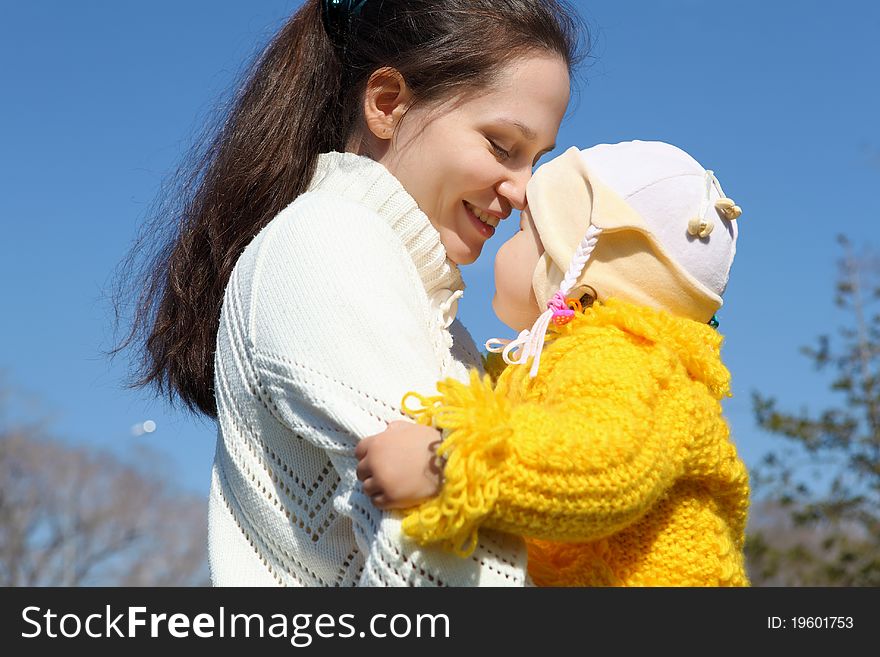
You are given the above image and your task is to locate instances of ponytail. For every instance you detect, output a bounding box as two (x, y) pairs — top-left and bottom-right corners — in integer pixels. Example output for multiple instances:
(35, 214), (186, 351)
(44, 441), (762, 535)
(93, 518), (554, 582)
(115, 1), (343, 417)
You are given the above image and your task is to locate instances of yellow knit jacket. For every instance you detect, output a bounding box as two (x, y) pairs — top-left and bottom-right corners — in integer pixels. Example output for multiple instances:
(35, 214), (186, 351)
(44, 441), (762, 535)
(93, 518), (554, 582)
(401, 299), (750, 586)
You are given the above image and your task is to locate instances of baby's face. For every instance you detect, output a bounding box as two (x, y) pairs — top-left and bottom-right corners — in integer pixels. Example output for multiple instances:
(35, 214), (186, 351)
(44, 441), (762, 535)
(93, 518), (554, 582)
(493, 206), (545, 331)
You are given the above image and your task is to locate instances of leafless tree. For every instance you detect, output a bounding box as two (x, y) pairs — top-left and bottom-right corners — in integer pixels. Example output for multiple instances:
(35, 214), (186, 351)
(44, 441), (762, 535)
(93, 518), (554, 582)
(0, 385), (209, 586)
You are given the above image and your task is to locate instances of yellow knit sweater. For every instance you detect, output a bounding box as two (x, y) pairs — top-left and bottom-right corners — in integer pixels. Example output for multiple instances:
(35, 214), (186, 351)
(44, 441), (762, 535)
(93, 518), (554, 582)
(401, 299), (750, 586)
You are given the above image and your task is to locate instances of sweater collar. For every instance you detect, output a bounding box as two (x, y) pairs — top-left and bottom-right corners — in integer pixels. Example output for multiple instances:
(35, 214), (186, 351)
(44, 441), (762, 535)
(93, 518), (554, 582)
(309, 151), (463, 298)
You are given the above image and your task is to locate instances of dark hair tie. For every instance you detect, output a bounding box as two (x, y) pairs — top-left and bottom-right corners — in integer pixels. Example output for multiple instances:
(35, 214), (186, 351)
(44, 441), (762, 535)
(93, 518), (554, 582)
(321, 0), (370, 52)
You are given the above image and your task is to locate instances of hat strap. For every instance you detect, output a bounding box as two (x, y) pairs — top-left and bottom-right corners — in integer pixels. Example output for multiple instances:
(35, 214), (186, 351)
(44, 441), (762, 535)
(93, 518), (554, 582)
(486, 224), (604, 378)
(559, 224), (603, 295)
(698, 170), (715, 219)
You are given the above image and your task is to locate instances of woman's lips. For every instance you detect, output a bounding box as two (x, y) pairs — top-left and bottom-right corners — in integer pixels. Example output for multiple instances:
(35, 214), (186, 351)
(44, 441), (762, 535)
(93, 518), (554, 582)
(463, 201), (496, 239)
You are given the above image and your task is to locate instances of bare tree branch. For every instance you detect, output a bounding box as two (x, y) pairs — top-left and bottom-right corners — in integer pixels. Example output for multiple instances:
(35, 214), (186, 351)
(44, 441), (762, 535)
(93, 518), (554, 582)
(0, 383), (209, 586)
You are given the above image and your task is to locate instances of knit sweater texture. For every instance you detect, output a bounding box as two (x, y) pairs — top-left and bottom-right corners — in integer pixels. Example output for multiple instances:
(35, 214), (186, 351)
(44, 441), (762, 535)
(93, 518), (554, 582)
(208, 151), (529, 586)
(402, 299), (750, 586)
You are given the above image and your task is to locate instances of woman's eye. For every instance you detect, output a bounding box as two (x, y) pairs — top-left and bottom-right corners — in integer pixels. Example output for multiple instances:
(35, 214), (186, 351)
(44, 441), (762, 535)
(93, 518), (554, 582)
(489, 140), (511, 160)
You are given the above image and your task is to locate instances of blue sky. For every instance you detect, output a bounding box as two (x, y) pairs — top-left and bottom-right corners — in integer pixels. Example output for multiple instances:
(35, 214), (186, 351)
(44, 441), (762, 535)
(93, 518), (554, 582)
(2, 0), (878, 497)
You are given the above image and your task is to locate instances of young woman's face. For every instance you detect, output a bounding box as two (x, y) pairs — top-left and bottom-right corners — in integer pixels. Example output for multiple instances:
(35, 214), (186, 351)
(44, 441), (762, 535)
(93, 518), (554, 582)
(379, 54), (570, 265)
(493, 206), (545, 331)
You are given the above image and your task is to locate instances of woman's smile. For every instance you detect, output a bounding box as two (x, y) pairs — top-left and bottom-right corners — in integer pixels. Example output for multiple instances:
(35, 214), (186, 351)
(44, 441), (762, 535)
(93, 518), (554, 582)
(463, 200), (502, 239)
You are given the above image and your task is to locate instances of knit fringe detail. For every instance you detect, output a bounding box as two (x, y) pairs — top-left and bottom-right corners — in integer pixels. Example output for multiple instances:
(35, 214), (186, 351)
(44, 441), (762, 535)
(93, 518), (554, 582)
(401, 371), (512, 556)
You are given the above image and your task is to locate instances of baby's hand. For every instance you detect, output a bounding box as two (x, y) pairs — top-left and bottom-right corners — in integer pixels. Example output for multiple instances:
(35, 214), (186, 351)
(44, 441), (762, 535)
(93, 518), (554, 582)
(355, 421), (444, 510)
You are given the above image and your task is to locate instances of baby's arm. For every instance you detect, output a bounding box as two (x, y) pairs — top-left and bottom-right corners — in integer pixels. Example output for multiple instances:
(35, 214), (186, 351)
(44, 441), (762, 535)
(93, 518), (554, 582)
(353, 352), (508, 509)
(396, 327), (700, 555)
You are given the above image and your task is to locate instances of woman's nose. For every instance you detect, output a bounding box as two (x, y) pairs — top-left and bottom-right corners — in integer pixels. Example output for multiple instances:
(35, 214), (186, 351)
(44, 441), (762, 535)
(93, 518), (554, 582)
(496, 167), (530, 211)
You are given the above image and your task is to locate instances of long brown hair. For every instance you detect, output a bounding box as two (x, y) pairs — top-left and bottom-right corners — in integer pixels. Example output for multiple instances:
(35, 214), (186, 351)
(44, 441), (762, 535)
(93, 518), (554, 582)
(113, 0), (586, 418)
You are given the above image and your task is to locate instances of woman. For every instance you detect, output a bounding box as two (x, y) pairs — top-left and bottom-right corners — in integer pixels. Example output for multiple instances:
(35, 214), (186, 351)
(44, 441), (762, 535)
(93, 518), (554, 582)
(123, 0), (582, 585)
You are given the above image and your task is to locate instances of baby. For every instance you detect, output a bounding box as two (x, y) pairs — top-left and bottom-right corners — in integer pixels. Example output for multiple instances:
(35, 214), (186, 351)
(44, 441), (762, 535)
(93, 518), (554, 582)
(356, 141), (750, 586)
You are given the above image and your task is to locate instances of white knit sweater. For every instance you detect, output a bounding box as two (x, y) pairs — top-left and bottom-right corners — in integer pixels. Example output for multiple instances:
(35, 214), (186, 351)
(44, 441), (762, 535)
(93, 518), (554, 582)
(207, 151), (529, 586)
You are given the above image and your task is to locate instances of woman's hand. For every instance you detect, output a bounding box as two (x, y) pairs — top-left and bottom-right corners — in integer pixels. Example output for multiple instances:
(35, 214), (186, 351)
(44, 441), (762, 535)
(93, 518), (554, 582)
(355, 421), (445, 509)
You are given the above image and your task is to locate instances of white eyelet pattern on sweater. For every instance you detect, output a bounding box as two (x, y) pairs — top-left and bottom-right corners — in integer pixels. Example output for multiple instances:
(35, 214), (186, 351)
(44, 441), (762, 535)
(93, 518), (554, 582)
(207, 152), (529, 586)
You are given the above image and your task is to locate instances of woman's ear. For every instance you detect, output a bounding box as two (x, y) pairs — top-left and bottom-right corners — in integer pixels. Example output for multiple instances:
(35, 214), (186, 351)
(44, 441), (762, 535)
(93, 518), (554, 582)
(363, 67), (412, 140)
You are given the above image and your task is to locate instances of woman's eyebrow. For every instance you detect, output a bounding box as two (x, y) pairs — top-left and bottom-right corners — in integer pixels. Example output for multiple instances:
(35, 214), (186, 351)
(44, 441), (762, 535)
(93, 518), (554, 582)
(497, 118), (537, 141)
